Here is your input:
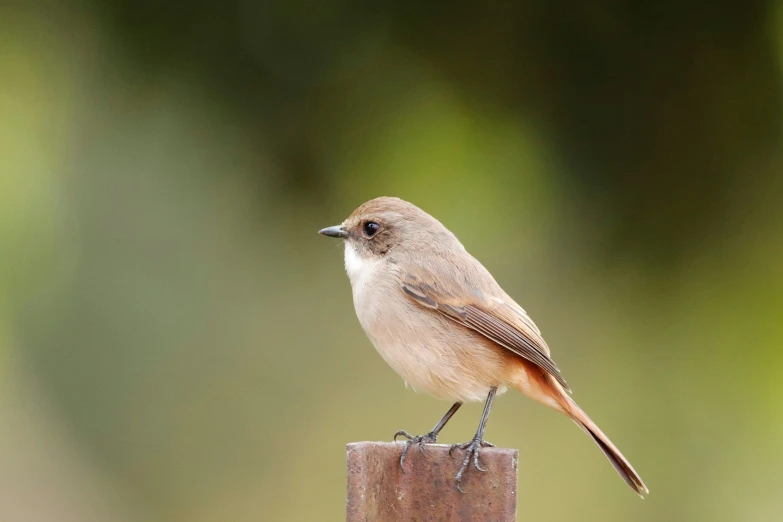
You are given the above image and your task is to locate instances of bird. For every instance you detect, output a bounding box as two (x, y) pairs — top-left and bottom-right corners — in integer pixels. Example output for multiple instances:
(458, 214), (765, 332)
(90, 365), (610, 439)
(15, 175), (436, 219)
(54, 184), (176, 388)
(319, 196), (648, 496)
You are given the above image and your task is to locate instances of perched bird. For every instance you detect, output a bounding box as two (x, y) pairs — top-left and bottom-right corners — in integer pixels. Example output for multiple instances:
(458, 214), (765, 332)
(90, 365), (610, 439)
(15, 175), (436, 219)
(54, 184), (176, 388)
(319, 196), (647, 495)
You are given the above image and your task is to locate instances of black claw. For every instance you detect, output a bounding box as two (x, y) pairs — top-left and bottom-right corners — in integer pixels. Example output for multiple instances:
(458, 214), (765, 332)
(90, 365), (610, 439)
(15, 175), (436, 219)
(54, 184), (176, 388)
(394, 430), (414, 442)
(394, 430), (437, 471)
(450, 436), (494, 491)
(454, 450), (472, 492)
(400, 444), (411, 470)
(473, 450), (487, 473)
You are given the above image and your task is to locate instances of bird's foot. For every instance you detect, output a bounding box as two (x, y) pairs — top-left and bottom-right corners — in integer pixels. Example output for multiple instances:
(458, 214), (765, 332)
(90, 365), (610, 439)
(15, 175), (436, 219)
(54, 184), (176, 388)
(448, 436), (495, 492)
(393, 430), (438, 470)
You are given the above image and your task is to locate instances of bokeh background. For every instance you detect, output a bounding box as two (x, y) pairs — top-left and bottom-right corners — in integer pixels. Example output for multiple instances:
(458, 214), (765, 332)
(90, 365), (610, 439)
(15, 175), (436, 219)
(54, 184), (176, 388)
(2, 1), (783, 520)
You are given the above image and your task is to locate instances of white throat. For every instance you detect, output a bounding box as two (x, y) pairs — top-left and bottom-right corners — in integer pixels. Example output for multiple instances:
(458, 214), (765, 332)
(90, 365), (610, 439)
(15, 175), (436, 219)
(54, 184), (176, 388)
(344, 241), (384, 298)
(344, 242), (368, 284)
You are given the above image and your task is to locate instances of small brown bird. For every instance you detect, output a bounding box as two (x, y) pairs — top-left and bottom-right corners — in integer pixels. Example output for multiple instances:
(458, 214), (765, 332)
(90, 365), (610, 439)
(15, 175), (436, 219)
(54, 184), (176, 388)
(319, 196), (648, 496)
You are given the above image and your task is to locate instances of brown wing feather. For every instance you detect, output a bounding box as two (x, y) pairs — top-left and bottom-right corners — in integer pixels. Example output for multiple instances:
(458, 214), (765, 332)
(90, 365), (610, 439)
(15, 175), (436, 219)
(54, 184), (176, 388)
(401, 274), (571, 393)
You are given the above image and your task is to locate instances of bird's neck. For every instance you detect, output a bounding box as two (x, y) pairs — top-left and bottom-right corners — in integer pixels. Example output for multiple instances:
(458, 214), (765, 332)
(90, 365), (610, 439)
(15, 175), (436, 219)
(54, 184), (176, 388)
(344, 242), (380, 287)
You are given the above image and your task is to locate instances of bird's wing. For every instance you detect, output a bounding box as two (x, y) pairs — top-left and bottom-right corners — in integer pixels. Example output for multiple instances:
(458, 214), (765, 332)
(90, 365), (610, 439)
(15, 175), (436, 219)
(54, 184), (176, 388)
(401, 271), (571, 393)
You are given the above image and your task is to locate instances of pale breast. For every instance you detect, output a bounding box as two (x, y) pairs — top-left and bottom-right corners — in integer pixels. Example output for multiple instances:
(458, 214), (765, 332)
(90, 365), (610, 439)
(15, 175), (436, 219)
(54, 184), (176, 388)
(344, 244), (509, 402)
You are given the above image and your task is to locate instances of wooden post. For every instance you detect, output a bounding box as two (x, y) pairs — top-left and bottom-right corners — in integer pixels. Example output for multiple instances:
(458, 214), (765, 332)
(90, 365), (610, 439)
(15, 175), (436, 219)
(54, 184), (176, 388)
(347, 442), (518, 521)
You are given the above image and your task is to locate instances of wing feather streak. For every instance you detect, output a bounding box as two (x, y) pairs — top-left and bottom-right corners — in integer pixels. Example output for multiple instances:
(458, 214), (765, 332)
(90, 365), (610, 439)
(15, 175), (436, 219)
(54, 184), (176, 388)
(401, 275), (571, 393)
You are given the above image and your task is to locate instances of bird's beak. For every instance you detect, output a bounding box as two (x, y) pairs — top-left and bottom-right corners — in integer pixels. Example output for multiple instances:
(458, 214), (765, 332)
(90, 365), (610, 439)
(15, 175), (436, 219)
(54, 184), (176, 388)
(318, 225), (349, 239)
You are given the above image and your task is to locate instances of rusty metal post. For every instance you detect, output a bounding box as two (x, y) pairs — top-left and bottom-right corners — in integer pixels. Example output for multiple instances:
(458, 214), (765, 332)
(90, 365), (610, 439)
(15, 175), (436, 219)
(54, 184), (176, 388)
(347, 441), (518, 521)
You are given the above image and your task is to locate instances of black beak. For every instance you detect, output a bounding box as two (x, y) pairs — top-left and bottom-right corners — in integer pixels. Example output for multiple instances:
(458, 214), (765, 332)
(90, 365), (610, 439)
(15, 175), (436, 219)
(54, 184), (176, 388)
(318, 225), (349, 239)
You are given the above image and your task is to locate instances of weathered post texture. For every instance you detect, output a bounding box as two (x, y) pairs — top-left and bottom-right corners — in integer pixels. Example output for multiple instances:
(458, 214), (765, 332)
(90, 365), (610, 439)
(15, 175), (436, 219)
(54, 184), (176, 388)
(347, 442), (518, 522)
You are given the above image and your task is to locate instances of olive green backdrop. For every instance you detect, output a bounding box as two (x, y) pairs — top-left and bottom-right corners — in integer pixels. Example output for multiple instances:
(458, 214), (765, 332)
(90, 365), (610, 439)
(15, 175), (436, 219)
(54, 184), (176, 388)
(1, 1), (782, 520)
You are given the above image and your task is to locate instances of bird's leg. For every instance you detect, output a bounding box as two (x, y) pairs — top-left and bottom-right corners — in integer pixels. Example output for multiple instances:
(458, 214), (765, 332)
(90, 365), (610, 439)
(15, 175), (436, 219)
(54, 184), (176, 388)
(449, 386), (497, 492)
(394, 401), (462, 470)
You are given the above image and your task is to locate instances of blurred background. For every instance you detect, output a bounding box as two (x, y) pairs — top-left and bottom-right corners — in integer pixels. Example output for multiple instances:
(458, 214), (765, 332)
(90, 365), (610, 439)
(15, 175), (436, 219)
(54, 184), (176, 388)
(2, 0), (782, 520)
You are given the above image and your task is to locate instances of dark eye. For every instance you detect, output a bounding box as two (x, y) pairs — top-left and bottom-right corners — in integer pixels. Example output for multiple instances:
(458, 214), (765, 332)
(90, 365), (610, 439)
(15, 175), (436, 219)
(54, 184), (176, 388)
(363, 221), (380, 237)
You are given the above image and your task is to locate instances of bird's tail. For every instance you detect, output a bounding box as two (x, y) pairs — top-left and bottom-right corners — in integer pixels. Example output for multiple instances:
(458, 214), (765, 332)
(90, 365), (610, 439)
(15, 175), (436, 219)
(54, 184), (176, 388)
(564, 397), (649, 497)
(510, 363), (648, 496)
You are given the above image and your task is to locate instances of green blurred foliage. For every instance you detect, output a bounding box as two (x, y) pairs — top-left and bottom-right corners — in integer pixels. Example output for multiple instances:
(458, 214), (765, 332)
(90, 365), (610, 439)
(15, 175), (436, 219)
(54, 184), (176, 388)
(1, 0), (782, 521)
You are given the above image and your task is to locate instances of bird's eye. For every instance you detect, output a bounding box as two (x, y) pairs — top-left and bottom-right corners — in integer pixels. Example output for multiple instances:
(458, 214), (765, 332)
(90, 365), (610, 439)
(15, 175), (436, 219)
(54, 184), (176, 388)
(363, 221), (380, 237)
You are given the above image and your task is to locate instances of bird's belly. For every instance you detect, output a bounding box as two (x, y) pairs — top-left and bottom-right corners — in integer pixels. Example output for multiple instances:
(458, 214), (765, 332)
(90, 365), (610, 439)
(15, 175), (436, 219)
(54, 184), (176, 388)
(358, 299), (510, 402)
(373, 337), (508, 402)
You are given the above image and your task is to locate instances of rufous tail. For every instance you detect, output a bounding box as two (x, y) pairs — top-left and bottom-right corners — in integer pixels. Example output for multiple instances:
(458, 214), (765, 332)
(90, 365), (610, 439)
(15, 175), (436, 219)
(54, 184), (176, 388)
(511, 363), (648, 496)
(565, 397), (649, 497)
